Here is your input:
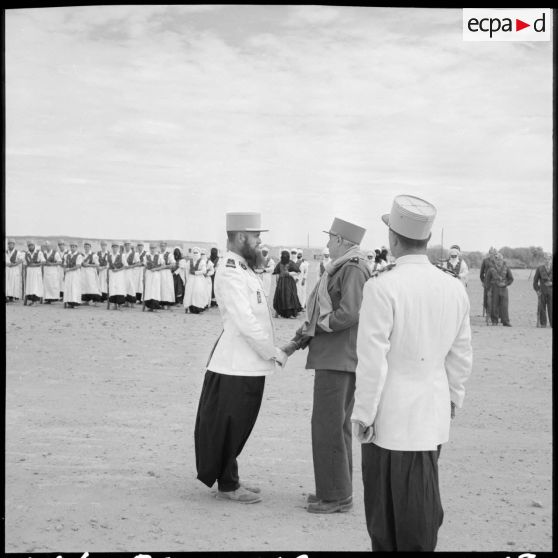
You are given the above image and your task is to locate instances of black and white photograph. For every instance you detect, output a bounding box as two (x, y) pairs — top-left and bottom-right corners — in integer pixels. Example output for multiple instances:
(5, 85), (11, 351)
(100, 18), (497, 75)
(4, 5), (553, 554)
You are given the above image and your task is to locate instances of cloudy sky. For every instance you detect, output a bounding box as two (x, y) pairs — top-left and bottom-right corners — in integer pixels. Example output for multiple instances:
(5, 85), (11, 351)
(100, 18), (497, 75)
(5, 6), (553, 252)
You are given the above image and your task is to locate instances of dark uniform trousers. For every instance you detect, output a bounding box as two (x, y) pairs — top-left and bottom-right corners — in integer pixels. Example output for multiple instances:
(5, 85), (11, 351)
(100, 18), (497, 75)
(490, 285), (510, 325)
(362, 442), (444, 552)
(312, 369), (355, 501)
(194, 370), (265, 492)
(539, 287), (552, 327)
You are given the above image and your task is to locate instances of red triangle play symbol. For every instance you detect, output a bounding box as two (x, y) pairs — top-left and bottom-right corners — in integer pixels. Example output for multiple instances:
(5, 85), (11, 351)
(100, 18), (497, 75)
(516, 19), (530, 31)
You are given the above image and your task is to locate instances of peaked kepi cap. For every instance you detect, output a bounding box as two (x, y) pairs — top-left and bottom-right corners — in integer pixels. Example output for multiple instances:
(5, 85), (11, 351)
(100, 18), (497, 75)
(226, 212), (268, 232)
(323, 217), (366, 245)
(381, 194), (436, 241)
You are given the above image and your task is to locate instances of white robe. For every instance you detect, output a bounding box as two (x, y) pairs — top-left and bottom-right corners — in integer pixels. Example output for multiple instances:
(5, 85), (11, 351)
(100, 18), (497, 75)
(159, 251), (176, 304)
(183, 257), (207, 309)
(296, 259), (309, 308)
(123, 250), (139, 298)
(58, 250), (69, 293)
(261, 257), (275, 298)
(5, 249), (24, 299)
(108, 253), (127, 297)
(144, 254), (162, 302)
(134, 251), (147, 295)
(97, 251), (109, 294)
(24, 250), (45, 298)
(63, 253), (83, 303)
(205, 259), (215, 307)
(42, 250), (62, 299)
(81, 252), (101, 296)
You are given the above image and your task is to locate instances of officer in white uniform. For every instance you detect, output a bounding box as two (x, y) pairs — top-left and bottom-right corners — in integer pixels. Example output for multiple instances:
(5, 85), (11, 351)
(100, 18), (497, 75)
(351, 195), (473, 551)
(195, 212), (287, 504)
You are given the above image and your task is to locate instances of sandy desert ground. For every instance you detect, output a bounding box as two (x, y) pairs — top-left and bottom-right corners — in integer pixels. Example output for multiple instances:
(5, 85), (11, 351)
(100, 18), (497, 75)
(4, 264), (553, 553)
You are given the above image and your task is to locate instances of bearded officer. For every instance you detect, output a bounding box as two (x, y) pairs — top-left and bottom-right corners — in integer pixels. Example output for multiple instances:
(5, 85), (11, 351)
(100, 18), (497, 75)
(194, 212), (288, 504)
(352, 195), (473, 551)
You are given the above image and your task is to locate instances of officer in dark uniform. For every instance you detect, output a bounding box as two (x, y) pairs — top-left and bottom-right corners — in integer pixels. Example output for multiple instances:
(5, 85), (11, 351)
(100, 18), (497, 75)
(282, 217), (371, 513)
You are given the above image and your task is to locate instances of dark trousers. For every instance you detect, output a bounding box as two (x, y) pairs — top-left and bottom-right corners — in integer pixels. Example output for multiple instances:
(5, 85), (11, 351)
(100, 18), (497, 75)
(538, 288), (552, 326)
(490, 285), (510, 325)
(362, 442), (444, 552)
(194, 370), (265, 492)
(311, 369), (355, 501)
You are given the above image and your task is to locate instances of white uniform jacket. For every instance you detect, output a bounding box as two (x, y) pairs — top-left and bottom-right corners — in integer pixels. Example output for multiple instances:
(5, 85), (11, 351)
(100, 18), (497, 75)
(208, 250), (278, 377)
(352, 254), (473, 451)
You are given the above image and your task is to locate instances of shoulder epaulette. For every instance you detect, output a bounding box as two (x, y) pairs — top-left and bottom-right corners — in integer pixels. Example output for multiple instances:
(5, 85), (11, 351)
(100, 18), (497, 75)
(226, 258), (236, 269)
(239, 262), (247, 270)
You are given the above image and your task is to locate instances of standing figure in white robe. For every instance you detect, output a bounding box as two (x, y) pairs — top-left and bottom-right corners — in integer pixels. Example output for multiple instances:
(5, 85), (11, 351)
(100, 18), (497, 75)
(144, 244), (163, 311)
(319, 247), (331, 277)
(57, 240), (69, 300)
(41, 240), (62, 303)
(183, 247), (207, 314)
(81, 242), (102, 304)
(159, 241), (176, 308)
(5, 238), (24, 302)
(24, 240), (45, 305)
(63, 243), (83, 308)
(123, 241), (140, 306)
(295, 249), (309, 310)
(107, 242), (127, 309)
(202, 249), (214, 309)
(257, 246), (275, 301)
(97, 241), (109, 302)
(135, 242), (147, 303)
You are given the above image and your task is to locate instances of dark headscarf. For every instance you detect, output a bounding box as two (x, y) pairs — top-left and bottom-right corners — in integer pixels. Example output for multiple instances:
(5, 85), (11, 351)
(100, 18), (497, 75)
(280, 250), (290, 265)
(210, 247), (219, 264)
(174, 248), (182, 261)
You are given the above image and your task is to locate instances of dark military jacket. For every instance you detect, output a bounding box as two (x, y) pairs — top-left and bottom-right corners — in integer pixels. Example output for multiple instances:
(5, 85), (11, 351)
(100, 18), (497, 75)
(302, 256), (372, 372)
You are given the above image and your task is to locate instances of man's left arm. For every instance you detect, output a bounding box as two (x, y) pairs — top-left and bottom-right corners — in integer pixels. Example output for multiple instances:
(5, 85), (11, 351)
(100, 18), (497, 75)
(351, 279), (393, 435)
(445, 298), (473, 409)
(322, 264), (368, 332)
(506, 267), (514, 286)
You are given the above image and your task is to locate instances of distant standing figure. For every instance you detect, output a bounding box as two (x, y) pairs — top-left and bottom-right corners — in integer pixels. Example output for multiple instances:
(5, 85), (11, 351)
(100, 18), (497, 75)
(5, 238), (24, 302)
(209, 247), (220, 307)
(443, 245), (469, 287)
(172, 247), (187, 305)
(80, 242), (102, 305)
(159, 241), (176, 309)
(319, 248), (331, 277)
(97, 241), (110, 302)
(485, 252), (513, 326)
(123, 241), (139, 306)
(256, 246), (275, 300)
(202, 248), (215, 309)
(135, 242), (147, 303)
(24, 240), (45, 305)
(272, 250), (302, 318)
(365, 250), (376, 274)
(184, 247), (207, 314)
(533, 253), (552, 327)
(57, 240), (69, 300)
(296, 249), (309, 310)
(144, 243), (163, 311)
(108, 241), (127, 309)
(63, 242), (83, 308)
(480, 247), (497, 316)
